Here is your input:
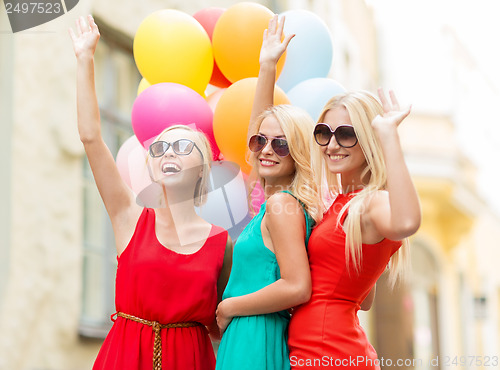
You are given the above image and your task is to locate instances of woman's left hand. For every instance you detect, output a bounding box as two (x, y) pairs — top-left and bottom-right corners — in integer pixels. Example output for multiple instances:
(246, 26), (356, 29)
(368, 88), (421, 241)
(372, 88), (411, 134)
(216, 298), (234, 335)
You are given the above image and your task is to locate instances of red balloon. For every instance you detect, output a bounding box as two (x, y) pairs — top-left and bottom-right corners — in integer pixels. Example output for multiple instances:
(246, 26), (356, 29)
(210, 64), (232, 88)
(193, 8), (232, 88)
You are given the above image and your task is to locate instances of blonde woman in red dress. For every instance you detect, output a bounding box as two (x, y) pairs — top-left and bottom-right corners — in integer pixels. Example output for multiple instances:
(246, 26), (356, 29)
(69, 16), (232, 369)
(288, 89), (421, 369)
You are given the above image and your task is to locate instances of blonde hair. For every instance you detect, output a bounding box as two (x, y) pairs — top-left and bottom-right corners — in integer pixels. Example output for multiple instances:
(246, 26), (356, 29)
(316, 91), (409, 287)
(249, 105), (322, 224)
(149, 125), (213, 207)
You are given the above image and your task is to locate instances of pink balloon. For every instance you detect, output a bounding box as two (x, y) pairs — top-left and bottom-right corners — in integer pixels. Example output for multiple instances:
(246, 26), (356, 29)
(116, 135), (152, 194)
(250, 181), (265, 214)
(131, 82), (220, 159)
(193, 7), (224, 39)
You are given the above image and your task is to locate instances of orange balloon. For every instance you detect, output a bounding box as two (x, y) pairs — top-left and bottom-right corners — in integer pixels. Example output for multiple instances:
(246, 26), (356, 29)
(213, 78), (289, 174)
(212, 2), (286, 83)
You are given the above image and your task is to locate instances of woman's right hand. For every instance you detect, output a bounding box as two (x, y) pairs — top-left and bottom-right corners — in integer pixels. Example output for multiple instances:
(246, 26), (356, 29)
(68, 15), (100, 59)
(216, 298), (235, 335)
(259, 15), (294, 66)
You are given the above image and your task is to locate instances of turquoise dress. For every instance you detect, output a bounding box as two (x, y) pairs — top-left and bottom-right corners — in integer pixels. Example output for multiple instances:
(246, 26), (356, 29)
(216, 191), (314, 370)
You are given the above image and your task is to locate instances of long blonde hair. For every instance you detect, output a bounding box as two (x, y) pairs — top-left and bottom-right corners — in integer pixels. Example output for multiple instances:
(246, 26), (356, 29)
(316, 91), (409, 287)
(249, 105), (322, 224)
(148, 125), (213, 207)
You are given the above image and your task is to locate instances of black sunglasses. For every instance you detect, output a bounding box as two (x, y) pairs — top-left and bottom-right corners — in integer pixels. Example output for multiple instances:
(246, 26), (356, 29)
(248, 134), (290, 157)
(149, 139), (203, 158)
(313, 123), (358, 148)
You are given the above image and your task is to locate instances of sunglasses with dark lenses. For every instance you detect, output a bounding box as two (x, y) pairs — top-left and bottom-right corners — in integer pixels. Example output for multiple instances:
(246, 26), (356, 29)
(313, 123), (358, 148)
(149, 139), (202, 158)
(248, 134), (290, 157)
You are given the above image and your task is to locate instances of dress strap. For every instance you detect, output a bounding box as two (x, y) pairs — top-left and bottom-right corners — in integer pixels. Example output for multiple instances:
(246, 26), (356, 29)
(209, 225), (229, 274)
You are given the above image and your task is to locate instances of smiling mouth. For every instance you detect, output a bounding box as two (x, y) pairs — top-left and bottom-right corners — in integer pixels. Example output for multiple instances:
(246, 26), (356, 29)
(328, 154), (348, 161)
(162, 163), (181, 174)
(260, 159), (278, 166)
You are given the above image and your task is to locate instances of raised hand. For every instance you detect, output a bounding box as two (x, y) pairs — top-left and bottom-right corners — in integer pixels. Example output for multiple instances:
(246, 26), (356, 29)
(259, 14), (294, 66)
(372, 88), (411, 133)
(367, 88), (421, 243)
(68, 15), (100, 59)
(249, 15), (294, 140)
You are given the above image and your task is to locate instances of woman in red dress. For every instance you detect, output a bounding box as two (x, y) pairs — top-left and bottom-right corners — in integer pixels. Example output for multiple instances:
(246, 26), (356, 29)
(69, 16), (232, 369)
(287, 89), (421, 369)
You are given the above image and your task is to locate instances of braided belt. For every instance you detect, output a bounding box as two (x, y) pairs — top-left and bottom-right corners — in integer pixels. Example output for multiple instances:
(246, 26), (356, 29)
(114, 312), (202, 370)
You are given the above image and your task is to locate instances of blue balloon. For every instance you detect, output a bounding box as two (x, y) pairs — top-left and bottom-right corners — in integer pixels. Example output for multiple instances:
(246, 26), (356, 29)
(277, 10), (333, 93)
(287, 78), (346, 121)
(196, 161), (252, 241)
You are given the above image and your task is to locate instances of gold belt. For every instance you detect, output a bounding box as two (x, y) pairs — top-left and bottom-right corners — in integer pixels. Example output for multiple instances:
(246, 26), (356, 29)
(114, 312), (202, 370)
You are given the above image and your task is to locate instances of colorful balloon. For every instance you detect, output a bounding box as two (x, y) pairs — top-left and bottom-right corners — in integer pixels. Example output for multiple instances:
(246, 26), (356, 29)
(212, 2), (286, 83)
(193, 7), (232, 88)
(116, 135), (152, 195)
(131, 82), (220, 159)
(213, 77), (290, 174)
(206, 88), (226, 113)
(277, 10), (333, 92)
(242, 172), (265, 214)
(193, 161), (252, 240)
(286, 78), (346, 121)
(133, 10), (213, 95)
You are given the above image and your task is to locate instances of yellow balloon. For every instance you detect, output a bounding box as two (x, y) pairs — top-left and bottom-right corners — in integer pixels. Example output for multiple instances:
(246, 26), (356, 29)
(137, 77), (151, 95)
(213, 78), (290, 174)
(212, 2), (286, 83)
(133, 10), (213, 95)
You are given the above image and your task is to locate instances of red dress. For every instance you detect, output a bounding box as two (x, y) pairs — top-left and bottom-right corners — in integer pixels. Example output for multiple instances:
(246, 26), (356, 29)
(288, 192), (402, 369)
(93, 208), (228, 370)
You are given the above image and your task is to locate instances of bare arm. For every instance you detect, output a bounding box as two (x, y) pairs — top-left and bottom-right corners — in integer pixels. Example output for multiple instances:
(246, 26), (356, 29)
(366, 89), (421, 241)
(208, 235), (233, 341)
(216, 193), (310, 334)
(247, 15), (294, 143)
(69, 16), (140, 253)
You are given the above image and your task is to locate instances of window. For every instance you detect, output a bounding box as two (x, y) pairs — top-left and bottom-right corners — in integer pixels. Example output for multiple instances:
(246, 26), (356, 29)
(79, 24), (140, 338)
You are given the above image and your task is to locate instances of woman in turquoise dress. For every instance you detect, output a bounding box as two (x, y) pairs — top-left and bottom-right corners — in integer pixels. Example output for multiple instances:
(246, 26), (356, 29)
(215, 16), (322, 370)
